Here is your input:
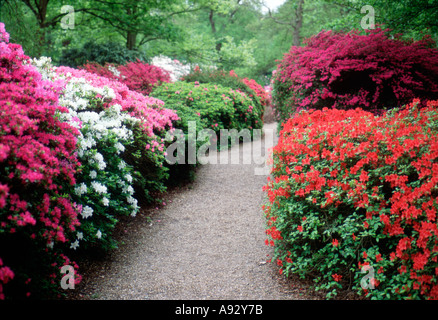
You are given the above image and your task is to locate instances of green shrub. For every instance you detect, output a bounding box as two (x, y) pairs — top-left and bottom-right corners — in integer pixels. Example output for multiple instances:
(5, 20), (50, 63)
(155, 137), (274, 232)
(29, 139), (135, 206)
(152, 81), (263, 137)
(182, 67), (264, 118)
(263, 100), (438, 300)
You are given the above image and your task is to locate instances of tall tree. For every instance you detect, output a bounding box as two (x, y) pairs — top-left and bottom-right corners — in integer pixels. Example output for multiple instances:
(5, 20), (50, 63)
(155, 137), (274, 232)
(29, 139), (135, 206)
(5, 0), (189, 55)
(263, 0), (305, 46)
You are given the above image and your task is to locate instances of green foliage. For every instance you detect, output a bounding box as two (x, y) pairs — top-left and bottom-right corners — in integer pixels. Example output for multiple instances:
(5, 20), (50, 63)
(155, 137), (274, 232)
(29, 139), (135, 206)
(182, 67), (264, 114)
(323, 0), (438, 42)
(123, 123), (170, 204)
(151, 82), (263, 182)
(152, 81), (263, 137)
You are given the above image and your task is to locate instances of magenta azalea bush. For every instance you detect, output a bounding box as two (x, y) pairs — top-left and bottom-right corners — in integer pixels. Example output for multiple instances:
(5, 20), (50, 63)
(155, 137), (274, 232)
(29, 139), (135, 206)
(0, 23), (82, 299)
(272, 28), (438, 123)
(80, 59), (172, 95)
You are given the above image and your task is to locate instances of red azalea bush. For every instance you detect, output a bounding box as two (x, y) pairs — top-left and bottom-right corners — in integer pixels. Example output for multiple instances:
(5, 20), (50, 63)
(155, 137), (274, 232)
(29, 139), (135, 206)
(0, 24), (81, 299)
(272, 28), (438, 123)
(81, 59), (171, 95)
(263, 99), (438, 299)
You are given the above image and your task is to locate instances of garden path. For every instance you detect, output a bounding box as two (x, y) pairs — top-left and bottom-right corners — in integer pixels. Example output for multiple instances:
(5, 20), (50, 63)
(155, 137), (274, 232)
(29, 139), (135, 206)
(71, 122), (313, 300)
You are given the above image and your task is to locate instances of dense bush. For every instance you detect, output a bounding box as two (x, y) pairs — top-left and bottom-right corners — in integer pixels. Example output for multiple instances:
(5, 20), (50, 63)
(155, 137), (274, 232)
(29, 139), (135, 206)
(80, 59), (171, 96)
(150, 55), (191, 82)
(58, 41), (145, 68)
(263, 100), (438, 299)
(117, 60), (171, 95)
(152, 81), (263, 137)
(32, 57), (143, 251)
(272, 29), (438, 123)
(55, 65), (179, 205)
(0, 24), (81, 299)
(229, 70), (270, 109)
(182, 67), (266, 118)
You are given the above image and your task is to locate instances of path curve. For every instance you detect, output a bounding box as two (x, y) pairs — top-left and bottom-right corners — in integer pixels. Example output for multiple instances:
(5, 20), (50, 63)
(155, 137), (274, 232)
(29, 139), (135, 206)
(71, 122), (311, 300)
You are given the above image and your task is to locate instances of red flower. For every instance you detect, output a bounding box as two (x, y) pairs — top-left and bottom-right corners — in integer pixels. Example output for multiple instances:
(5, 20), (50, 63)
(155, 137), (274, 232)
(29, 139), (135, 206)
(332, 274), (343, 282)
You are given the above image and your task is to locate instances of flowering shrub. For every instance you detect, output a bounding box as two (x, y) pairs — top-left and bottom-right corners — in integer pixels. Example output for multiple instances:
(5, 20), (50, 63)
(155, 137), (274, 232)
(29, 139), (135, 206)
(35, 58), (142, 251)
(81, 59), (171, 96)
(263, 100), (438, 300)
(182, 67), (265, 118)
(272, 29), (438, 123)
(58, 64), (179, 204)
(79, 62), (120, 82)
(151, 81), (263, 138)
(229, 70), (270, 108)
(0, 24), (81, 299)
(33, 57), (179, 250)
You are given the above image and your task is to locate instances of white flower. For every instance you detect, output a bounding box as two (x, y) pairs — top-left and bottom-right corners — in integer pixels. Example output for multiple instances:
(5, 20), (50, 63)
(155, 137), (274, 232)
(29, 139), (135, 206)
(127, 195), (137, 206)
(96, 230), (102, 239)
(81, 205), (93, 219)
(124, 185), (134, 195)
(91, 152), (106, 170)
(130, 210), (137, 217)
(77, 232), (83, 240)
(102, 197), (109, 206)
(115, 142), (125, 154)
(125, 174), (133, 183)
(70, 240), (79, 250)
(118, 160), (126, 170)
(91, 181), (107, 194)
(75, 183), (87, 196)
(89, 170), (97, 179)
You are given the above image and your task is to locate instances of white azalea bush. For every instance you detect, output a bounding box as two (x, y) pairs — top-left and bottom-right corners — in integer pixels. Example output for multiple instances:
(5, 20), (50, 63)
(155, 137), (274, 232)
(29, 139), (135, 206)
(32, 57), (141, 250)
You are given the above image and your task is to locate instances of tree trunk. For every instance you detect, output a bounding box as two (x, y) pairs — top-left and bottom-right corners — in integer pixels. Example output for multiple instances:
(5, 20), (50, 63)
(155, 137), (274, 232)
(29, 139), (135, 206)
(292, 0), (304, 47)
(127, 31), (137, 50)
(209, 9), (222, 52)
(126, 5), (138, 50)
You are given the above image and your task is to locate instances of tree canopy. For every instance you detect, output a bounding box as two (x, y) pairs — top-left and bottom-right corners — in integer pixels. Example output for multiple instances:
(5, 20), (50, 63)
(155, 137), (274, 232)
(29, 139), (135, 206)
(1, 0), (436, 84)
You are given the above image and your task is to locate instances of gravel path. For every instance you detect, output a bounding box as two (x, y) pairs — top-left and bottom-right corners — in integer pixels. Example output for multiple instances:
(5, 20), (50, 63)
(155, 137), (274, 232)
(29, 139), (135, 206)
(70, 122), (314, 300)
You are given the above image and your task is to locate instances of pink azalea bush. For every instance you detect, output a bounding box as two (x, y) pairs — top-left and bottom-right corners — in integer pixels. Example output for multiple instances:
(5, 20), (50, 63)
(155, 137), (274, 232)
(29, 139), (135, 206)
(0, 23), (81, 299)
(0, 22), (181, 298)
(80, 59), (171, 95)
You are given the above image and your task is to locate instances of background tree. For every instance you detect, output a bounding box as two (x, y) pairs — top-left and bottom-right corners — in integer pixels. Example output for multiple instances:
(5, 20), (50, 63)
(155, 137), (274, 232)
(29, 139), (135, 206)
(1, 0), (436, 84)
